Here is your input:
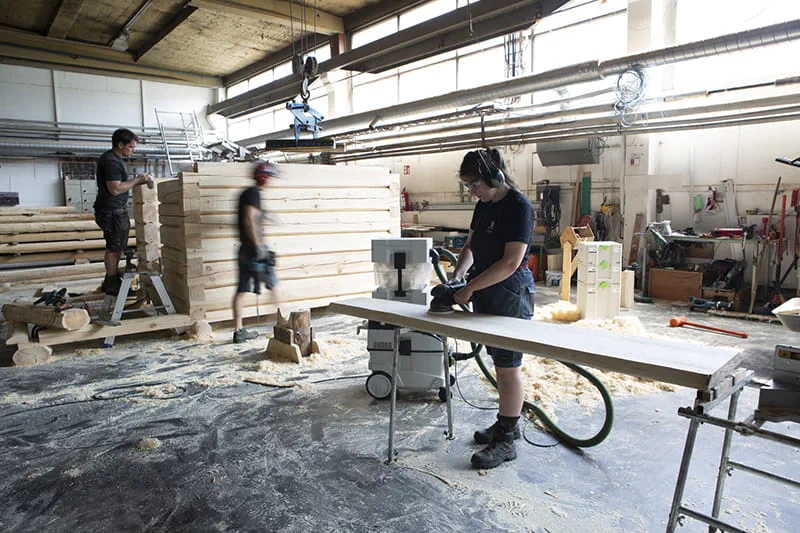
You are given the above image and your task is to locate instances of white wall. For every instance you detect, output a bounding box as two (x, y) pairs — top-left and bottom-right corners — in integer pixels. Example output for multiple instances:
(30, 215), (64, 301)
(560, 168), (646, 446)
(0, 64), (216, 207)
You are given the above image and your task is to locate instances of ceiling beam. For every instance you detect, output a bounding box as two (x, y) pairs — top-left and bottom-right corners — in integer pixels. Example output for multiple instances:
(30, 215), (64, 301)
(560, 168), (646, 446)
(209, 0), (566, 118)
(47, 0), (86, 39)
(344, 0), (428, 33)
(0, 29), (220, 87)
(223, 33), (329, 87)
(134, 5), (198, 61)
(187, 0), (344, 35)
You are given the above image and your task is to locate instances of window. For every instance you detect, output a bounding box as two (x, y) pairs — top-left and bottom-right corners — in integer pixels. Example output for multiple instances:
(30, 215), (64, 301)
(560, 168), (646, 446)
(400, 60), (456, 103)
(399, 0), (457, 30)
(352, 17), (397, 49)
(352, 77), (398, 113)
(226, 80), (249, 99)
(457, 47), (504, 90)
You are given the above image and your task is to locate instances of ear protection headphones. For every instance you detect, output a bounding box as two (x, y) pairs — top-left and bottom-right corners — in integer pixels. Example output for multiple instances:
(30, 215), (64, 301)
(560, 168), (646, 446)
(476, 149), (505, 188)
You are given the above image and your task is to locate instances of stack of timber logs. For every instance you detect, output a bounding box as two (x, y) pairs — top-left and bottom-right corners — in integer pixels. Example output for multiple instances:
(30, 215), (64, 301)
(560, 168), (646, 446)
(159, 162), (399, 323)
(0, 206), (135, 287)
(133, 183), (161, 270)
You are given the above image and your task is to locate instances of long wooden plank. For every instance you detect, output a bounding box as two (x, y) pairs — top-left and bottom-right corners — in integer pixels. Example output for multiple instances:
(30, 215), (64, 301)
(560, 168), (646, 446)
(194, 210), (393, 227)
(198, 196), (395, 214)
(329, 298), (743, 391)
(37, 314), (195, 345)
(0, 250), (106, 265)
(203, 272), (375, 311)
(0, 206), (77, 215)
(0, 237), (135, 254)
(0, 220), (106, 234)
(0, 230), (135, 244)
(0, 214), (95, 223)
(204, 292), (372, 323)
(0, 262), (117, 284)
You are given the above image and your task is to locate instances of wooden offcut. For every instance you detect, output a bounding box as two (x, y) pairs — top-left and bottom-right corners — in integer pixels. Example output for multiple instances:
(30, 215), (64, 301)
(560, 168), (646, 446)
(2, 303), (90, 331)
(158, 162), (399, 323)
(330, 298), (743, 391)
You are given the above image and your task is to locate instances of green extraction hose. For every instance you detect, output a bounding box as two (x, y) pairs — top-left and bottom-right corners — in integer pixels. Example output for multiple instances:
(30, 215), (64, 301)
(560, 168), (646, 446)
(433, 247), (614, 448)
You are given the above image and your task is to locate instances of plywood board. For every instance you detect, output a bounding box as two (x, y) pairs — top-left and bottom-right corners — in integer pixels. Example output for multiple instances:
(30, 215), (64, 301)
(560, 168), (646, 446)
(329, 298), (743, 391)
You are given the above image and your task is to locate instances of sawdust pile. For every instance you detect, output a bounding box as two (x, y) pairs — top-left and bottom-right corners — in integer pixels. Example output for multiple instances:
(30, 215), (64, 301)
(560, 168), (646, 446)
(241, 335), (367, 390)
(143, 383), (178, 398)
(187, 321), (215, 343)
(136, 437), (161, 451)
(534, 301), (582, 322)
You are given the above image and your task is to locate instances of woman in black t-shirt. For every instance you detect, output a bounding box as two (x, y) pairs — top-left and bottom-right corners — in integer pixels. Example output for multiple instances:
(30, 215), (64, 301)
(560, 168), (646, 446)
(451, 148), (535, 470)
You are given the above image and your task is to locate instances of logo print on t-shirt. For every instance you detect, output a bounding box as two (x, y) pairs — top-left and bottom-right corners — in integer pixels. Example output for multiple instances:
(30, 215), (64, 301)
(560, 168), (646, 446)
(486, 221), (495, 234)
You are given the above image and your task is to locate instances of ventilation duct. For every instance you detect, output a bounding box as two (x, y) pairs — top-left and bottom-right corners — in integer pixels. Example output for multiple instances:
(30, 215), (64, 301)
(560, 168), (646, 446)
(536, 138), (602, 166)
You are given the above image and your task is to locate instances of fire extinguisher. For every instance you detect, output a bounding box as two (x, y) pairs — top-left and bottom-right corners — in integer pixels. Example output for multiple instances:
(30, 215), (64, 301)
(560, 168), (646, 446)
(401, 187), (410, 211)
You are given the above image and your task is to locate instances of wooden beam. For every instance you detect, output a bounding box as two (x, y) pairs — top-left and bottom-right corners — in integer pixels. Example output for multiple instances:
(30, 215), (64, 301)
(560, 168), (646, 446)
(47, 0), (86, 39)
(0, 29), (221, 87)
(134, 5), (198, 62)
(329, 298), (744, 391)
(37, 314), (195, 345)
(222, 33), (329, 87)
(188, 0), (343, 35)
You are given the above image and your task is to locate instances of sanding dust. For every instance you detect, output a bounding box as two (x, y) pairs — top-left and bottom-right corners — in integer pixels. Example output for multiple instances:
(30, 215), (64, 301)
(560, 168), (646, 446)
(186, 321), (215, 343)
(136, 437), (161, 451)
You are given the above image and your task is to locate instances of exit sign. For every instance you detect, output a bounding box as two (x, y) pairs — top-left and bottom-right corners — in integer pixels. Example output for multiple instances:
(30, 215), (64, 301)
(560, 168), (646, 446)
(403, 165), (410, 175)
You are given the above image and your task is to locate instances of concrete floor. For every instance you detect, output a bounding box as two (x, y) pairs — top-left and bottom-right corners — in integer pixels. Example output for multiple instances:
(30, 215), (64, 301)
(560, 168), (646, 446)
(1, 285), (799, 532)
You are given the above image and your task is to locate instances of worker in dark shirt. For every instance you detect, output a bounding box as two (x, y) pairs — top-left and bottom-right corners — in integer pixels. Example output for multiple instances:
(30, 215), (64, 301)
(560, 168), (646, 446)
(233, 162), (279, 343)
(450, 148), (535, 470)
(95, 128), (153, 295)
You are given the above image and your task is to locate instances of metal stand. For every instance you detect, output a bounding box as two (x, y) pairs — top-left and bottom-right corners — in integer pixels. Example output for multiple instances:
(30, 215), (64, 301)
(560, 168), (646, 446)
(386, 327), (454, 464)
(98, 271), (180, 348)
(666, 375), (800, 532)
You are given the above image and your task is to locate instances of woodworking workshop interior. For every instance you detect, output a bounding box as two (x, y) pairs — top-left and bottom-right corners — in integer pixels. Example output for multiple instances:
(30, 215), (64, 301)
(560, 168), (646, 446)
(3, 0), (800, 531)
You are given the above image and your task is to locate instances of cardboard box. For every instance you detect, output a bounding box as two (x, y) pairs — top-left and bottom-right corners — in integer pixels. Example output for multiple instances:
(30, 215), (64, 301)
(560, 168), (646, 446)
(649, 269), (703, 302)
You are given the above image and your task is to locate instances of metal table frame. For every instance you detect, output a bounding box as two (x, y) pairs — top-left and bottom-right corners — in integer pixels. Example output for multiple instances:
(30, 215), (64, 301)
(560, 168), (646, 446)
(386, 326), (454, 464)
(666, 370), (800, 532)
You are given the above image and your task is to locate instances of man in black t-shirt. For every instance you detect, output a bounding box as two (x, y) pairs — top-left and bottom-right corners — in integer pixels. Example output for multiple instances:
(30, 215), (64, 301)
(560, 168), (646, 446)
(232, 162), (278, 343)
(94, 128), (153, 295)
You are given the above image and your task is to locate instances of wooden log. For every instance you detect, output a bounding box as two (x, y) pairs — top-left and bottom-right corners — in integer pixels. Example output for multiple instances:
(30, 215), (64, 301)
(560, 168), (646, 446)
(0, 250), (106, 265)
(0, 220), (109, 234)
(0, 262), (117, 285)
(5, 321), (29, 345)
(3, 303), (91, 331)
(0, 206), (77, 215)
(12, 343), (52, 366)
(0, 229), (136, 244)
(37, 314), (195, 345)
(0, 214), (94, 223)
(0, 237), (135, 254)
(203, 271), (375, 311)
(275, 308), (312, 357)
(205, 291), (372, 323)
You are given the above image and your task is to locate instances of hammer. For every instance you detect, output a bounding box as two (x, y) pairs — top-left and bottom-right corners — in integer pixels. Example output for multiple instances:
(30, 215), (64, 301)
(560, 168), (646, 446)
(669, 316), (748, 339)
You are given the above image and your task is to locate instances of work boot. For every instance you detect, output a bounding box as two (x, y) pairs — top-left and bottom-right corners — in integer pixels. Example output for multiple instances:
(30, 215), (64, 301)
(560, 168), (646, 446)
(474, 417), (522, 445)
(233, 328), (259, 343)
(102, 275), (122, 296)
(471, 430), (518, 469)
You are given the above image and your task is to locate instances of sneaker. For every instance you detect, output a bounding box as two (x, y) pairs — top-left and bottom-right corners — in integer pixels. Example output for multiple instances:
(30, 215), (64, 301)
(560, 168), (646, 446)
(471, 432), (518, 469)
(233, 328), (259, 343)
(474, 419), (522, 445)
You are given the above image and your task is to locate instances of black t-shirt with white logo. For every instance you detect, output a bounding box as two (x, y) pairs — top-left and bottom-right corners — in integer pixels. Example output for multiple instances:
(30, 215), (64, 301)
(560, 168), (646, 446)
(238, 186), (262, 257)
(469, 188), (533, 274)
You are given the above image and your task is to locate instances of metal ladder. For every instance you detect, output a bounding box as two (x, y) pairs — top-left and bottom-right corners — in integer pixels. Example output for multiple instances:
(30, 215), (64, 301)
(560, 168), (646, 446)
(97, 270), (182, 347)
(154, 109), (205, 176)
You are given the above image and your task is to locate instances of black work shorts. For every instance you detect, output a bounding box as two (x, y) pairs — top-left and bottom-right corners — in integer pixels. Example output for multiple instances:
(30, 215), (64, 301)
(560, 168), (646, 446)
(237, 249), (277, 294)
(94, 208), (130, 253)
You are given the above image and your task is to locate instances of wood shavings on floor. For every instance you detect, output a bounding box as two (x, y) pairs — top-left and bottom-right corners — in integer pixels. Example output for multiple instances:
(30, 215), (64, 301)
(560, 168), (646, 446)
(143, 383), (178, 398)
(136, 437), (161, 451)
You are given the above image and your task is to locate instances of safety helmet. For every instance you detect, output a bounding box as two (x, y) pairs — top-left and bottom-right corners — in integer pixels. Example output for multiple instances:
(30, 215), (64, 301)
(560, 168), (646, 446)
(254, 161), (277, 185)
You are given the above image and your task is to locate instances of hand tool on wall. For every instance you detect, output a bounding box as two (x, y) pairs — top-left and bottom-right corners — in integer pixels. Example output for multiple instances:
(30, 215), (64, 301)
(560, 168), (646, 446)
(750, 176), (782, 313)
(669, 316), (748, 338)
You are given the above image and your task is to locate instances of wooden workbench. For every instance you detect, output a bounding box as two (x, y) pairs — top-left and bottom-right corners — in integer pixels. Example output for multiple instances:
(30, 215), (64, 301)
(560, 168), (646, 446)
(329, 298), (742, 391)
